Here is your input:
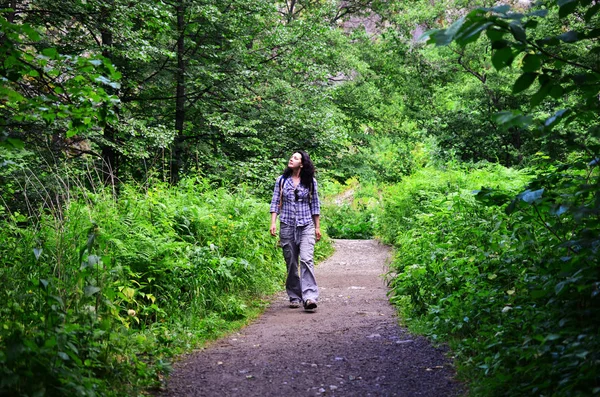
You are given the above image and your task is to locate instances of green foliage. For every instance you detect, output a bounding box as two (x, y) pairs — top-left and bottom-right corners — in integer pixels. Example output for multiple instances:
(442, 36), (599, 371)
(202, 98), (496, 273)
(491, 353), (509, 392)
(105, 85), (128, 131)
(376, 162), (527, 244)
(0, 175), (333, 396)
(424, 0), (599, 158)
(321, 178), (381, 239)
(403, 3), (600, 393)
(0, 14), (119, 146)
(382, 158), (600, 395)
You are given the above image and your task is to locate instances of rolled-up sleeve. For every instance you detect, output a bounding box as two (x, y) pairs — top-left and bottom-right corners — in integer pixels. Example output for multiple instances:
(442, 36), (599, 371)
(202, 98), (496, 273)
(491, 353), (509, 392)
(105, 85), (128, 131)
(310, 178), (320, 216)
(269, 176), (282, 214)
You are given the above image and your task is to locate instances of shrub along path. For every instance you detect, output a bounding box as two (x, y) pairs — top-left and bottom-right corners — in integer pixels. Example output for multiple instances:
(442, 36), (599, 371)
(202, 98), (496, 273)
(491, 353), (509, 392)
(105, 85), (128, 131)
(161, 239), (462, 396)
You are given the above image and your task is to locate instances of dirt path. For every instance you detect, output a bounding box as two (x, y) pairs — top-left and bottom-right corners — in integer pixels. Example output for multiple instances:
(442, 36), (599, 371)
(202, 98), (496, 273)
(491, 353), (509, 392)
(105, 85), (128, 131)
(162, 239), (463, 396)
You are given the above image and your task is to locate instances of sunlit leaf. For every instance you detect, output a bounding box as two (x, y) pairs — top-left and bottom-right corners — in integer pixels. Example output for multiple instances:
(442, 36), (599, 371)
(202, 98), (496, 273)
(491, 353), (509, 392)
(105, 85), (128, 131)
(22, 25), (41, 42)
(41, 47), (58, 59)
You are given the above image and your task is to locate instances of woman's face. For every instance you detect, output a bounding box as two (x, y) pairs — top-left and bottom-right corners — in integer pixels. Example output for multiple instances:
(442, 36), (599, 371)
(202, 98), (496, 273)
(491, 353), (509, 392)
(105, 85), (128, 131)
(288, 152), (303, 170)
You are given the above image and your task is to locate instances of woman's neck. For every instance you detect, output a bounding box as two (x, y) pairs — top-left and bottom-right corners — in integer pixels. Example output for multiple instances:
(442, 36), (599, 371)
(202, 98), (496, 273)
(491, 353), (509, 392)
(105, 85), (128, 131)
(292, 170), (301, 178)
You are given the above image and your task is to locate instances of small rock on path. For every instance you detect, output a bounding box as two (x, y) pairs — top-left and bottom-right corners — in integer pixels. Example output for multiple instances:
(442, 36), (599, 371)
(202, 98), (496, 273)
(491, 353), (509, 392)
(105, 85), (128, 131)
(162, 239), (463, 396)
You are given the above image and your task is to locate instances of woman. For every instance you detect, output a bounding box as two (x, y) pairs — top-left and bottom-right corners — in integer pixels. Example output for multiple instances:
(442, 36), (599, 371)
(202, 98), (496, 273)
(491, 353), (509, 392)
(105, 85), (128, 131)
(269, 151), (321, 311)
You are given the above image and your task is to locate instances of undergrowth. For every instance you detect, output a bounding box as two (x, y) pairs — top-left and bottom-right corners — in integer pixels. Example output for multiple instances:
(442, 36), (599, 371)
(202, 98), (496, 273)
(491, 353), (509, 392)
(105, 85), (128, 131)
(0, 176), (332, 396)
(379, 161), (600, 396)
(321, 177), (380, 239)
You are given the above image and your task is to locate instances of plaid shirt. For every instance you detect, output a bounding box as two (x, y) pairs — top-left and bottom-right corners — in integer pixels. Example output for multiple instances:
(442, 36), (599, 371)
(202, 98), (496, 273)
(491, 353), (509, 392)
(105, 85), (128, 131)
(270, 175), (320, 227)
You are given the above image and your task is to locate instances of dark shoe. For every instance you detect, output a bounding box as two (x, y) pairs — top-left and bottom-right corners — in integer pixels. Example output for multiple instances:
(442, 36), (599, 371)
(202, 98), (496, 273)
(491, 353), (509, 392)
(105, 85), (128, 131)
(304, 299), (317, 310)
(289, 301), (301, 308)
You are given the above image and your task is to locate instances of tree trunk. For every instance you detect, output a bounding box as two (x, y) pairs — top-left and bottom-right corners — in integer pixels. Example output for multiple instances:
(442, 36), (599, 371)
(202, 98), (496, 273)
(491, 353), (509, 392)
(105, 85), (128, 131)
(100, 25), (119, 189)
(170, 0), (186, 185)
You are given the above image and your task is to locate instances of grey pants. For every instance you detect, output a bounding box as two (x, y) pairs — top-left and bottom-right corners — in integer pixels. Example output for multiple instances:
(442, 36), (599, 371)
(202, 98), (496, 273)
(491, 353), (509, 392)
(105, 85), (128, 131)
(279, 222), (319, 303)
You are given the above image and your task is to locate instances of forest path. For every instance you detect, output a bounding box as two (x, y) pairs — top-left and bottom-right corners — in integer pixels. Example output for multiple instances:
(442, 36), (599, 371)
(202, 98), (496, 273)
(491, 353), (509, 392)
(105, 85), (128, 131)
(162, 239), (462, 396)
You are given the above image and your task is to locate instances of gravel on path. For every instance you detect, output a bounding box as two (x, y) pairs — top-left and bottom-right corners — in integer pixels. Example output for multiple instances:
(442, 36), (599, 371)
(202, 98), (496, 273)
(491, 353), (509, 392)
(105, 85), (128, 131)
(162, 239), (463, 397)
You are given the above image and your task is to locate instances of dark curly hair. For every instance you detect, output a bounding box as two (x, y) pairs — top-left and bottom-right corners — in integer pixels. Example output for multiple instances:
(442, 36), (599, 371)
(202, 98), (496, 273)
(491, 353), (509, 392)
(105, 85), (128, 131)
(283, 150), (315, 188)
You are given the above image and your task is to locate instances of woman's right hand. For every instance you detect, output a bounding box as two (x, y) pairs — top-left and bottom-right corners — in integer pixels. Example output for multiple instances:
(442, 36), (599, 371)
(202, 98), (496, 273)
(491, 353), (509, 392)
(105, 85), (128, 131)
(270, 223), (277, 236)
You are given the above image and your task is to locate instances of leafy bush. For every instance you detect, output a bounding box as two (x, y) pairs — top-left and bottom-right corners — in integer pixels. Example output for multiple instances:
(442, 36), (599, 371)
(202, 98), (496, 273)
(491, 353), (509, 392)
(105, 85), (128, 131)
(381, 161), (600, 396)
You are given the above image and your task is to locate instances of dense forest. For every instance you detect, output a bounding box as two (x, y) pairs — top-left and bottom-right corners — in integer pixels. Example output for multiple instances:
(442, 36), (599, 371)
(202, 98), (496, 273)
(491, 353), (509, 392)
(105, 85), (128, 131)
(1, 0), (598, 395)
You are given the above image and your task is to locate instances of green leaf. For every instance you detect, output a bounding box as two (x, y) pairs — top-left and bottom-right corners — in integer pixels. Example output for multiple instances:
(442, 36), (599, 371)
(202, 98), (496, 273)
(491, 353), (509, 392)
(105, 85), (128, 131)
(509, 22), (527, 42)
(530, 80), (552, 106)
(456, 21), (492, 45)
(513, 73), (538, 93)
(33, 247), (43, 260)
(491, 39), (509, 49)
(528, 9), (548, 17)
(492, 47), (514, 70)
(493, 111), (533, 130)
(87, 255), (101, 267)
(519, 188), (544, 203)
(559, 0), (578, 18)
(557, 31), (579, 43)
(506, 199), (518, 214)
(537, 36), (560, 46)
(522, 54), (542, 72)
(549, 84), (564, 99)
(84, 286), (101, 297)
(551, 205), (569, 216)
(21, 25), (41, 41)
(485, 5), (511, 14)
(429, 17), (467, 46)
(39, 279), (49, 289)
(544, 109), (569, 128)
(6, 138), (24, 149)
(44, 337), (57, 349)
(557, 0), (576, 6)
(584, 4), (600, 22)
(523, 19), (539, 29)
(41, 48), (58, 59)
(486, 28), (504, 42)
(545, 334), (561, 341)
(588, 125), (600, 138)
(586, 28), (600, 39)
